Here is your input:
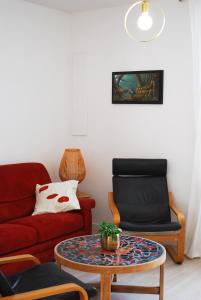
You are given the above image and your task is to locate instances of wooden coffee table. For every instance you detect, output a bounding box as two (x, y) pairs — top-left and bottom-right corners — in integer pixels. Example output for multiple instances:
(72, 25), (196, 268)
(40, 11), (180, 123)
(55, 234), (166, 300)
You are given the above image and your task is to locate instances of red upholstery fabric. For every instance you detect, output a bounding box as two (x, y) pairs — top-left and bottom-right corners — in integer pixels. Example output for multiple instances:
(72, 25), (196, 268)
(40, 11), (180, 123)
(0, 224), (37, 255)
(0, 197), (36, 224)
(1, 226), (93, 276)
(78, 198), (96, 210)
(10, 212), (84, 243)
(79, 204), (94, 233)
(0, 163), (51, 222)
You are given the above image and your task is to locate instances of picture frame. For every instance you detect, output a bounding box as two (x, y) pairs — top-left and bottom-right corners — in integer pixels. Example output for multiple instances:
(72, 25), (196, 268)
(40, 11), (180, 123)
(112, 70), (163, 104)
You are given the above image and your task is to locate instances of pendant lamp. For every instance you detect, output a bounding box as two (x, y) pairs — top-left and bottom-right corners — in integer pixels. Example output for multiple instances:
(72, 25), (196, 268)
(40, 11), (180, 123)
(124, 0), (165, 42)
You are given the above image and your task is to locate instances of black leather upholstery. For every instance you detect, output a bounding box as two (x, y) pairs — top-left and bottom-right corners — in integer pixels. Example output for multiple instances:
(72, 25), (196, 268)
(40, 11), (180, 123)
(113, 158), (167, 176)
(0, 271), (14, 296)
(113, 158), (180, 232)
(113, 176), (171, 224)
(120, 221), (181, 232)
(7, 262), (97, 300)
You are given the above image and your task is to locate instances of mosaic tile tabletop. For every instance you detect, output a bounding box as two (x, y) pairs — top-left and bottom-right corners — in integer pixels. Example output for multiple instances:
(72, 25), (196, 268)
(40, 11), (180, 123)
(56, 235), (164, 266)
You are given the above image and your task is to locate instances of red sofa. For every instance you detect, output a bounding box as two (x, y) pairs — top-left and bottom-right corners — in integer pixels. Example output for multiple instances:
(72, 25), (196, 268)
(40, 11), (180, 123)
(0, 163), (95, 275)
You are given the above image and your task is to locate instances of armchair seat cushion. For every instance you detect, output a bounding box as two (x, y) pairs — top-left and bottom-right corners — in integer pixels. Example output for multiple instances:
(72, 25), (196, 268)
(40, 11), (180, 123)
(9, 212), (84, 243)
(0, 224), (37, 255)
(8, 262), (97, 300)
(120, 221), (181, 232)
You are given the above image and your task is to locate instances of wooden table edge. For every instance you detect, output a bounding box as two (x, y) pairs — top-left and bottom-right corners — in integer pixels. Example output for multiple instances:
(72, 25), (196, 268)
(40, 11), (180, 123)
(54, 244), (166, 274)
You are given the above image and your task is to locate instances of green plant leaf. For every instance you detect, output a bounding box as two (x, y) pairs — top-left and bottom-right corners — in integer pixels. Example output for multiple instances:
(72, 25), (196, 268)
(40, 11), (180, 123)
(99, 221), (122, 238)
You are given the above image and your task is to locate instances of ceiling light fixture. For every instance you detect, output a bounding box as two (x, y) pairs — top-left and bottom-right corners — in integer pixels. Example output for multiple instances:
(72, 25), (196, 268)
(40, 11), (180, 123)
(124, 0), (165, 42)
(137, 0), (153, 31)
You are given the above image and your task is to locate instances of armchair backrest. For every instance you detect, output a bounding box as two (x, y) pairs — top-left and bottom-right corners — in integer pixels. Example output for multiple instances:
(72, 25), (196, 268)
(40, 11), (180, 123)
(0, 163), (51, 223)
(112, 159), (170, 224)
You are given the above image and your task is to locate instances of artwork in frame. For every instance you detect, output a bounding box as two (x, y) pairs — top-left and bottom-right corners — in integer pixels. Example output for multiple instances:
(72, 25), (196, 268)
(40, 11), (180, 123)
(112, 70), (163, 104)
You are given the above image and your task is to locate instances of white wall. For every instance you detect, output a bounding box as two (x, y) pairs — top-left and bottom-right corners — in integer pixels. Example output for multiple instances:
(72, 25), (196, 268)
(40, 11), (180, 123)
(0, 0), (71, 180)
(0, 0), (195, 225)
(70, 0), (195, 223)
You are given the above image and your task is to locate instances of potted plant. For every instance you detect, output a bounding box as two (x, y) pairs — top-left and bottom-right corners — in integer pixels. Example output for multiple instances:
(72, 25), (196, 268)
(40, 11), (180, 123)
(99, 221), (122, 251)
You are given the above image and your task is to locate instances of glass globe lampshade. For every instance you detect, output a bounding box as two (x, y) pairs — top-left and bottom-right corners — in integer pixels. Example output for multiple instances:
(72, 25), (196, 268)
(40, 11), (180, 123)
(125, 0), (165, 42)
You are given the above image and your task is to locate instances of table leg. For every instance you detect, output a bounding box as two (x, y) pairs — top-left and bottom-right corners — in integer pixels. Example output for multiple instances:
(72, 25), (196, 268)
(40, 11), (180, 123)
(159, 263), (164, 300)
(100, 272), (112, 300)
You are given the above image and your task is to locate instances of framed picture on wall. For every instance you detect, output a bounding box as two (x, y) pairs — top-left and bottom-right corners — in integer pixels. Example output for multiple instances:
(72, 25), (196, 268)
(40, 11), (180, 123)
(112, 70), (163, 104)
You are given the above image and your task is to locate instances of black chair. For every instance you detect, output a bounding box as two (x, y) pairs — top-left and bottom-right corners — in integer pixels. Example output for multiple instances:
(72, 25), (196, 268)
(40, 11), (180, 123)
(108, 158), (185, 264)
(0, 254), (97, 299)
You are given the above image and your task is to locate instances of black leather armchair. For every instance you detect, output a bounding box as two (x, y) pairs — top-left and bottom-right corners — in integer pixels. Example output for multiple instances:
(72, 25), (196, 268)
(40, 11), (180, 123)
(0, 254), (97, 299)
(108, 158), (185, 263)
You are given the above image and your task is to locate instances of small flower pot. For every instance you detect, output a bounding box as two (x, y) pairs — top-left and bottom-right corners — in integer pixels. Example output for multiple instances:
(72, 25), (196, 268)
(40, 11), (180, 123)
(101, 234), (120, 251)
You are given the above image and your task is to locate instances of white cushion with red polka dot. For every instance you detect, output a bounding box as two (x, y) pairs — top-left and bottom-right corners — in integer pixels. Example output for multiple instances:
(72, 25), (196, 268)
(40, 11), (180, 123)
(32, 180), (80, 215)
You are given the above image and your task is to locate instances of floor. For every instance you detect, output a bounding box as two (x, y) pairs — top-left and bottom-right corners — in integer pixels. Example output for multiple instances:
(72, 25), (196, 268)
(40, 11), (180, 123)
(63, 255), (201, 300)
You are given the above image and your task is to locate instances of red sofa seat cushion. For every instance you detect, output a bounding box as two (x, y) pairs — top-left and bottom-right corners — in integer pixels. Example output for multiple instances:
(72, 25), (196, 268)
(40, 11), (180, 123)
(0, 224), (37, 255)
(10, 212), (84, 243)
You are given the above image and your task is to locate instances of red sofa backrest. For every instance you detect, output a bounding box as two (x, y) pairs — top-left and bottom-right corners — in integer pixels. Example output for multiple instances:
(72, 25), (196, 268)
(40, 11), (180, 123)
(0, 163), (51, 223)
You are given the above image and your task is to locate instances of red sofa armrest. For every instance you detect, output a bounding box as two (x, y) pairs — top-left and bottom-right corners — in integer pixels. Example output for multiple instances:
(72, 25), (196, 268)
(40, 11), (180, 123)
(78, 197), (96, 210)
(78, 197), (95, 234)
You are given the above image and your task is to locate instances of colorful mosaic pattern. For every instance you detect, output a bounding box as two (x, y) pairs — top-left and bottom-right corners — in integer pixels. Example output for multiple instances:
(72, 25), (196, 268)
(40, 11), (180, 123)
(56, 235), (164, 266)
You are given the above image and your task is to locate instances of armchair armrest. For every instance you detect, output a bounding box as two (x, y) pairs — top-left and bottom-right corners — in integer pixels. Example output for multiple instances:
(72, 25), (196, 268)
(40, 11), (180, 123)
(108, 192), (120, 227)
(1, 283), (88, 300)
(78, 197), (96, 210)
(169, 192), (185, 226)
(0, 255), (40, 266)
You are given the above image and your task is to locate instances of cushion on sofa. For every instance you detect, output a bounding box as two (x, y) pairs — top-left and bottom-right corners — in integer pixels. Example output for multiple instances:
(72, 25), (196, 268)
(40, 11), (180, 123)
(0, 163), (51, 222)
(9, 212), (84, 243)
(0, 224), (37, 255)
(0, 196), (36, 225)
(33, 180), (80, 215)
